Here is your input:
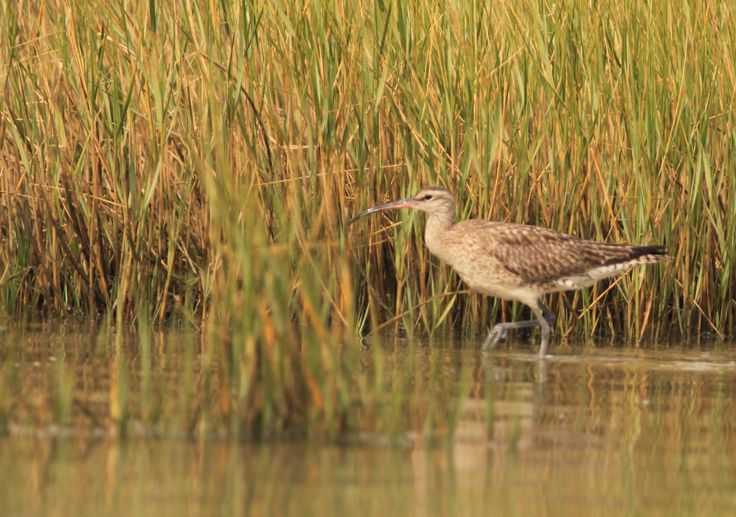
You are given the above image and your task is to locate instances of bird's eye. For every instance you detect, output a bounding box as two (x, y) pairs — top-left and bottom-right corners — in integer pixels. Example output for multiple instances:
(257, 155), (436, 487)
(422, 194), (433, 201)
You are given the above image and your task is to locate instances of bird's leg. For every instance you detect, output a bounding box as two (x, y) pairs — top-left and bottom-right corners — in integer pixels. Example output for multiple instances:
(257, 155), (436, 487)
(531, 304), (552, 357)
(539, 301), (557, 327)
(482, 318), (542, 349)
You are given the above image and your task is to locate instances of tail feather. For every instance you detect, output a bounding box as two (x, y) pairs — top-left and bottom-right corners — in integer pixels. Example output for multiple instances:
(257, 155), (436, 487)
(540, 243), (667, 291)
(604, 244), (668, 266)
(627, 244), (668, 259)
(577, 244), (667, 283)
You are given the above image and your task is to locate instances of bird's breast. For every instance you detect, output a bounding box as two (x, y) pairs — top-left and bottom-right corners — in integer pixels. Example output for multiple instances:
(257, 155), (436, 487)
(424, 231), (541, 305)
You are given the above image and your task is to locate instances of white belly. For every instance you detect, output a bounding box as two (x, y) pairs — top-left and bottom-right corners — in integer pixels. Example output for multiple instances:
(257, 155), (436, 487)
(450, 261), (542, 306)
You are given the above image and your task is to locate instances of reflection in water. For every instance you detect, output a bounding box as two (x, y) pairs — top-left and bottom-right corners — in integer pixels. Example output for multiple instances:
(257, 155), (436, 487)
(1, 327), (736, 514)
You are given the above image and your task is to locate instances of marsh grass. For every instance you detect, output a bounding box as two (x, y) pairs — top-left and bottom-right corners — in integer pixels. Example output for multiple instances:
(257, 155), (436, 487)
(0, 0), (735, 436)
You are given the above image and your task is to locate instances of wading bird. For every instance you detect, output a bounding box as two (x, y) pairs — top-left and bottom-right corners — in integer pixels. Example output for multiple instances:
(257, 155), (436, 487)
(349, 186), (666, 356)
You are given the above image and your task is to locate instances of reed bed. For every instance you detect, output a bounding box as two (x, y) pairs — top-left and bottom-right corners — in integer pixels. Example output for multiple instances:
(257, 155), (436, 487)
(0, 0), (735, 434)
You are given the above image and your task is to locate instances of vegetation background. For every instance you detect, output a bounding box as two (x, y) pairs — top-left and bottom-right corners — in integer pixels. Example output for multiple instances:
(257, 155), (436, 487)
(3, 0), (734, 337)
(1, 0), (735, 433)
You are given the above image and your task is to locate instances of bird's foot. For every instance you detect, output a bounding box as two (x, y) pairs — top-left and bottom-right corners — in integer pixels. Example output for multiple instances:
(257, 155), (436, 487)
(482, 324), (509, 349)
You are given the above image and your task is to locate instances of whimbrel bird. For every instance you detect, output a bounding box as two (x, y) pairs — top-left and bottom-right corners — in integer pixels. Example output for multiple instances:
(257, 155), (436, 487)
(350, 186), (666, 356)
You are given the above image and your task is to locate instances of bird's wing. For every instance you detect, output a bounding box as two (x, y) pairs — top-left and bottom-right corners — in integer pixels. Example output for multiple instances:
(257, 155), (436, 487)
(453, 221), (659, 286)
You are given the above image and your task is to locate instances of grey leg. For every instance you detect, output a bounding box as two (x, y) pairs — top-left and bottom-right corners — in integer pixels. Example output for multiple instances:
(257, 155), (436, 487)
(539, 301), (557, 327)
(530, 304), (552, 357)
(482, 319), (542, 349)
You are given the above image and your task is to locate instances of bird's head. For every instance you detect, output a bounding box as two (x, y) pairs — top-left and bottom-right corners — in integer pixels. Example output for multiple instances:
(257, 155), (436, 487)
(348, 186), (454, 225)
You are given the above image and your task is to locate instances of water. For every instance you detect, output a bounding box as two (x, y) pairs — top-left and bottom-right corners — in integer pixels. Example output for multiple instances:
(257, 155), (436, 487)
(1, 326), (735, 515)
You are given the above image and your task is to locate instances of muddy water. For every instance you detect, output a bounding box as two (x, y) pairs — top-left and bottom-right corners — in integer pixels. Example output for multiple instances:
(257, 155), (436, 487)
(1, 326), (735, 515)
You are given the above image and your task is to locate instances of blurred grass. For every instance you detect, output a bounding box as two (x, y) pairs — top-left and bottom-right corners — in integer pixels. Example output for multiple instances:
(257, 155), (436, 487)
(0, 0), (734, 434)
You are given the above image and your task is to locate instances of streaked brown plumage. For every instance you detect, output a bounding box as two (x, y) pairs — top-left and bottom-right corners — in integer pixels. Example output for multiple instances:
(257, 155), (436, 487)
(350, 186), (666, 356)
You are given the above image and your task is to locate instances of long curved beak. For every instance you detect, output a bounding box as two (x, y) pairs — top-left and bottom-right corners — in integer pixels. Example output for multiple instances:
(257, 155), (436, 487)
(348, 197), (416, 225)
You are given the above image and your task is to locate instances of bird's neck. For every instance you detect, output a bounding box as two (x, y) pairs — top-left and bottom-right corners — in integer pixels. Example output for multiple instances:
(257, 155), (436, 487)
(424, 210), (454, 257)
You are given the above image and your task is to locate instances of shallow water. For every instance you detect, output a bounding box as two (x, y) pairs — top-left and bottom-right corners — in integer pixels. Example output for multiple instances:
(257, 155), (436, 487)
(1, 326), (736, 515)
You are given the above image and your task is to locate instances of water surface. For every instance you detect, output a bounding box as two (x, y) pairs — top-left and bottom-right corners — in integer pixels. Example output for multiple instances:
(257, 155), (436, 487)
(1, 327), (735, 515)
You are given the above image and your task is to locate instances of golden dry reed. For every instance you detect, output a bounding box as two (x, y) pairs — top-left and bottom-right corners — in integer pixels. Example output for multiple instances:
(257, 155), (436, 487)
(1, 1), (734, 341)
